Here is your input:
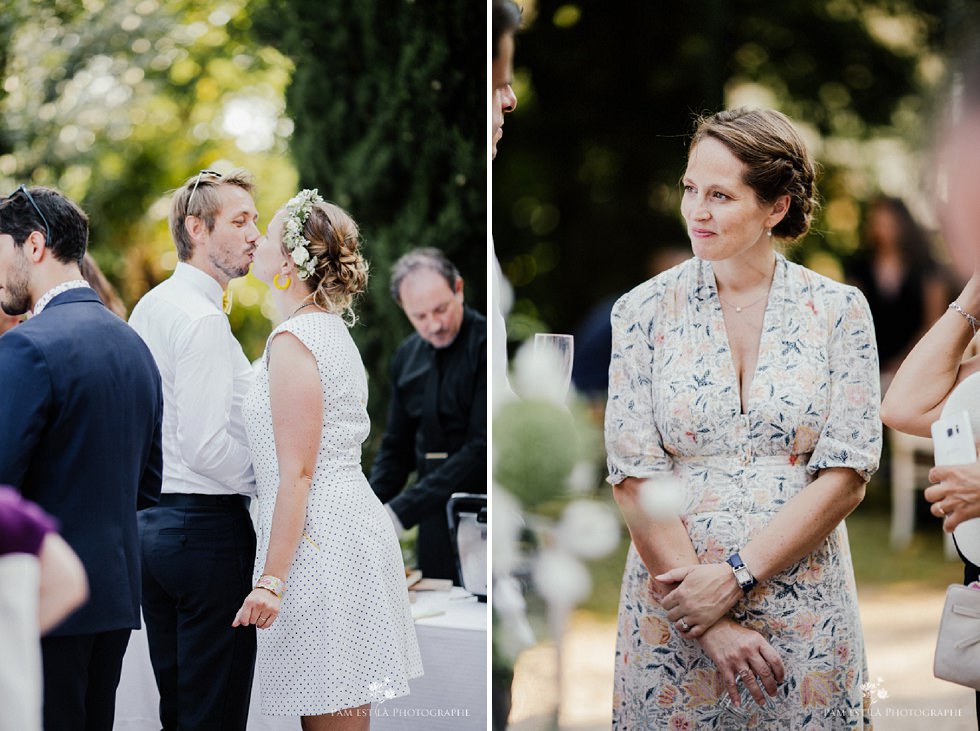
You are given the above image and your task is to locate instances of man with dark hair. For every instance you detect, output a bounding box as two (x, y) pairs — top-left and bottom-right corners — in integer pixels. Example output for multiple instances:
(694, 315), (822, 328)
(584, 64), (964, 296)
(129, 169), (259, 731)
(0, 185), (163, 731)
(369, 247), (486, 583)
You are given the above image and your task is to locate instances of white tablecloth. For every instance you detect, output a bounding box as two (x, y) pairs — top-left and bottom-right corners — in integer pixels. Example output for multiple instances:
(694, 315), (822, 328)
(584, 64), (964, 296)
(114, 587), (487, 730)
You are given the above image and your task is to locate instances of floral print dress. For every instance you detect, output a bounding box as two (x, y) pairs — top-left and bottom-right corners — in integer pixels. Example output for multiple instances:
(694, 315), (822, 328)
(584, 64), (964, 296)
(605, 254), (881, 730)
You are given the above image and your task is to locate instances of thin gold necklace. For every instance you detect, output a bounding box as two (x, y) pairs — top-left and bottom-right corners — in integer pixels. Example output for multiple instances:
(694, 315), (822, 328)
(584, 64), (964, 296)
(287, 301), (318, 319)
(717, 264), (775, 313)
(718, 289), (769, 313)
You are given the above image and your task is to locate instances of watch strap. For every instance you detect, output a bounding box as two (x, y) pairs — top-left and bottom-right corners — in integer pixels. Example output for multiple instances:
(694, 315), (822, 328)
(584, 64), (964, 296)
(726, 552), (757, 593)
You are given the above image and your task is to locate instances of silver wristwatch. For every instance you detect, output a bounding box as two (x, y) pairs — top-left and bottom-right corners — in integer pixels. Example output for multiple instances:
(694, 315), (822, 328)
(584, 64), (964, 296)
(726, 552), (757, 593)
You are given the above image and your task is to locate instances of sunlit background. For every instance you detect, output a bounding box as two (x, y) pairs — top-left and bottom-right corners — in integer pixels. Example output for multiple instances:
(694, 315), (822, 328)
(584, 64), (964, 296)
(493, 0), (971, 339)
(1, 0), (485, 460)
(492, 2), (980, 728)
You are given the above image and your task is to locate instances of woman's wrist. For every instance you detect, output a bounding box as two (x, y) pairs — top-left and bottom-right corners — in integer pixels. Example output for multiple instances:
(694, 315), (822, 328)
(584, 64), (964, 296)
(949, 301), (980, 337)
(735, 548), (766, 587)
(956, 278), (980, 316)
(255, 573), (285, 598)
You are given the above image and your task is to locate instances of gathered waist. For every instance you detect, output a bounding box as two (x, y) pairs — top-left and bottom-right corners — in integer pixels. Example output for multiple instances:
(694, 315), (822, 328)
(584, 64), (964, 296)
(674, 453), (810, 469)
(670, 453), (813, 516)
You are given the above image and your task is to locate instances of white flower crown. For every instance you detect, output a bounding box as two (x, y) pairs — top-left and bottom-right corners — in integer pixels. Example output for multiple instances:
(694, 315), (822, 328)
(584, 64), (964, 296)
(282, 188), (325, 280)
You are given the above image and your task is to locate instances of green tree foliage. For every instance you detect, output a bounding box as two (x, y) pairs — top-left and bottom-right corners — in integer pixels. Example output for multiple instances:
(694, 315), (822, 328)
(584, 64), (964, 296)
(0, 0), (296, 357)
(253, 0), (487, 430)
(493, 0), (955, 338)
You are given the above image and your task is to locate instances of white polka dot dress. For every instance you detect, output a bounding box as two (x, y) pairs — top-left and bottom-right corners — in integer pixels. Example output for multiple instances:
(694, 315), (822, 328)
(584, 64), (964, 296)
(243, 312), (423, 715)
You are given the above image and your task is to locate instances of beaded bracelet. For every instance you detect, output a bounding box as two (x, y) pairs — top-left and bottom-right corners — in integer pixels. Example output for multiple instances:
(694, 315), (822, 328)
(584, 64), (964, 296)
(255, 574), (285, 599)
(949, 301), (979, 338)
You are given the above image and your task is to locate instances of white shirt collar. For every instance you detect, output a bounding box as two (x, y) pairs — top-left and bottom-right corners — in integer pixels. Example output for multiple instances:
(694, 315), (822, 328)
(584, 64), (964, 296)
(173, 262), (224, 312)
(33, 279), (90, 316)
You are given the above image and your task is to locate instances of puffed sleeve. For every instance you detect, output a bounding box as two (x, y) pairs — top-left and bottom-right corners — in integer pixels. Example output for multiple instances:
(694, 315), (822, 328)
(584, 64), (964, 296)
(605, 289), (673, 485)
(808, 287), (882, 481)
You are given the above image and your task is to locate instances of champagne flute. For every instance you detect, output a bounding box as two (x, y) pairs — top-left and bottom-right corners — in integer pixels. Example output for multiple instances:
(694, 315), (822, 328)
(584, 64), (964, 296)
(534, 333), (574, 398)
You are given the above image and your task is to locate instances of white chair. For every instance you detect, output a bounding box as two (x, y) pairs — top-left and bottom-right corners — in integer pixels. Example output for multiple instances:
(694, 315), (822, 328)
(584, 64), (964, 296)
(888, 427), (957, 559)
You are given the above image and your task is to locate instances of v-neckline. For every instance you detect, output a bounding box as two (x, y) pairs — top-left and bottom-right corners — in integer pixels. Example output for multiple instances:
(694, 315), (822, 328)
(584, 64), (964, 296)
(706, 255), (781, 416)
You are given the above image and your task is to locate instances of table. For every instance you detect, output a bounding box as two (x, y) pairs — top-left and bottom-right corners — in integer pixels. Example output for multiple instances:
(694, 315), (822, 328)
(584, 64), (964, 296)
(114, 587), (487, 730)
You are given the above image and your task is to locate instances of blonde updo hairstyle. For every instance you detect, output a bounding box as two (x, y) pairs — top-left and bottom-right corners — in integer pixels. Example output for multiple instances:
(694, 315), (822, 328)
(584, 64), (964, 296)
(287, 201), (369, 325)
(690, 108), (818, 242)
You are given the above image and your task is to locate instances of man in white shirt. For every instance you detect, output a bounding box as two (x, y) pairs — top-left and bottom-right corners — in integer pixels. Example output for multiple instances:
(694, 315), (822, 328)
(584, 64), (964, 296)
(129, 169), (259, 731)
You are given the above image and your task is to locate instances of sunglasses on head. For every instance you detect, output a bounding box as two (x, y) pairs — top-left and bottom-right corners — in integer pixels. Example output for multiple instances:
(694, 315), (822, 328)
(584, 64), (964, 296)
(187, 169), (222, 210)
(4, 185), (52, 245)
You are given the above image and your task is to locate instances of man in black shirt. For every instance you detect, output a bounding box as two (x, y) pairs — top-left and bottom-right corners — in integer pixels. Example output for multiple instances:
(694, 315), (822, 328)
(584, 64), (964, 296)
(370, 248), (487, 583)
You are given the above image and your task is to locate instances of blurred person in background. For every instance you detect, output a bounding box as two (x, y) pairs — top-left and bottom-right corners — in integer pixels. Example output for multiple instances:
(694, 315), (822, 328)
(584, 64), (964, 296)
(606, 108), (880, 728)
(846, 195), (949, 387)
(491, 0), (520, 401)
(571, 245), (690, 421)
(80, 252), (127, 319)
(0, 486), (88, 731)
(490, 3), (523, 729)
(369, 247), (486, 584)
(880, 36), (980, 725)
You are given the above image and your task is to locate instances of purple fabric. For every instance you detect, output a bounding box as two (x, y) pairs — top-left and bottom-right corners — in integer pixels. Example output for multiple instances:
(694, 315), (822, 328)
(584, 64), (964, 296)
(0, 485), (58, 556)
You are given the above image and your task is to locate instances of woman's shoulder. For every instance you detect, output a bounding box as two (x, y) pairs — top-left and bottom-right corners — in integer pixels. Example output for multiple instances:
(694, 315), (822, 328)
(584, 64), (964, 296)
(783, 257), (870, 313)
(273, 311), (346, 336)
(269, 312), (352, 357)
(614, 256), (697, 318)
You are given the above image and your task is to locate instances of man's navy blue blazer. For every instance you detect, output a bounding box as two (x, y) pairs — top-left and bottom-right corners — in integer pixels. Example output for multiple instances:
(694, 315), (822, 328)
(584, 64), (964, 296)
(0, 287), (163, 636)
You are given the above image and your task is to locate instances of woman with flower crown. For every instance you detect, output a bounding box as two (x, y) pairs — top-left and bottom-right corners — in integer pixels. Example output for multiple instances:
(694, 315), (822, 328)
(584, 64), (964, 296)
(233, 190), (423, 727)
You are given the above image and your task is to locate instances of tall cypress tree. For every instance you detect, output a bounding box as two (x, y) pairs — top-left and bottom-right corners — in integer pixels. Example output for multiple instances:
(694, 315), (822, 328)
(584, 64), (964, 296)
(255, 0), (486, 436)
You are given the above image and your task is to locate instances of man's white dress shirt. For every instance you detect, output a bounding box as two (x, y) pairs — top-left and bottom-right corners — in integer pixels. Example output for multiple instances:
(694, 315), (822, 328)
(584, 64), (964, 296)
(129, 263), (255, 497)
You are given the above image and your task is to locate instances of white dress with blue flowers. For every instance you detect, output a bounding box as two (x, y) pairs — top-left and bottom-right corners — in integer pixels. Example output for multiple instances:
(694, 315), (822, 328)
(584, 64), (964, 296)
(605, 254), (881, 729)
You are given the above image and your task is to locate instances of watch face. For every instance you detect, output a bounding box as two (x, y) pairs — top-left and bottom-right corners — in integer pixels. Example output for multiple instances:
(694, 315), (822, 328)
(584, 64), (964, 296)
(734, 566), (752, 586)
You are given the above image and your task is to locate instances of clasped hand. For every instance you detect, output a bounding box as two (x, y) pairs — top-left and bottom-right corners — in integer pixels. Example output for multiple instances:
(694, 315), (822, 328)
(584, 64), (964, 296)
(658, 563), (783, 709)
(232, 588), (281, 629)
(656, 562), (742, 638)
(699, 619), (785, 709)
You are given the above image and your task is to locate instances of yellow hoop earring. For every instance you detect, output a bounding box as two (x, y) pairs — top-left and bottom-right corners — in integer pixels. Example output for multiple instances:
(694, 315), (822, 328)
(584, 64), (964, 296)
(273, 273), (291, 290)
